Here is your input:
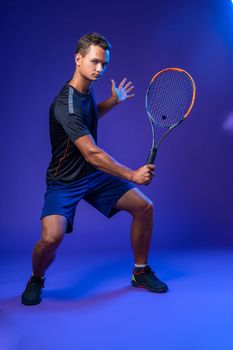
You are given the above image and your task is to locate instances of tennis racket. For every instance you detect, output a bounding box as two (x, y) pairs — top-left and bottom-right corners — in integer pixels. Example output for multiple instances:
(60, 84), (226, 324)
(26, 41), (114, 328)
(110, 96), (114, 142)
(146, 67), (196, 164)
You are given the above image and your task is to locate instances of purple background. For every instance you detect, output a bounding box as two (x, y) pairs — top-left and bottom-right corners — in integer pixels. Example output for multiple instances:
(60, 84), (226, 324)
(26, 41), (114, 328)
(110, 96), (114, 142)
(1, 0), (233, 254)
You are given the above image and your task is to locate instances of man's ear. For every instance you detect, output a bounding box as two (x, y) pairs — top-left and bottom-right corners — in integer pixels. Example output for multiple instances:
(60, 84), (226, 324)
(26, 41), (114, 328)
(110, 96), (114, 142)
(75, 53), (82, 66)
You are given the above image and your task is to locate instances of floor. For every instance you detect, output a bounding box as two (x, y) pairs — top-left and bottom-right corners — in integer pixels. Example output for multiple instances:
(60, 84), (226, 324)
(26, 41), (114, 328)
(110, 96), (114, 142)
(0, 249), (233, 350)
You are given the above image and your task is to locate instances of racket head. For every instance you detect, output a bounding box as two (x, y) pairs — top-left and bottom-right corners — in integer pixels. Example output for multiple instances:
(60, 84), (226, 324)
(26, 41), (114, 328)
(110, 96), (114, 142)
(145, 67), (196, 128)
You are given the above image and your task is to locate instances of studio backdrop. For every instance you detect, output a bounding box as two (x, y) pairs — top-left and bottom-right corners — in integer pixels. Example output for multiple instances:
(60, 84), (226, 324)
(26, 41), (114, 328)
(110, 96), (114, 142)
(1, 0), (233, 254)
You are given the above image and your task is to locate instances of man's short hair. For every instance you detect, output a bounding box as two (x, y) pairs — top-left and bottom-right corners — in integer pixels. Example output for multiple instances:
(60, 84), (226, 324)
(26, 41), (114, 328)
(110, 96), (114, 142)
(75, 32), (112, 56)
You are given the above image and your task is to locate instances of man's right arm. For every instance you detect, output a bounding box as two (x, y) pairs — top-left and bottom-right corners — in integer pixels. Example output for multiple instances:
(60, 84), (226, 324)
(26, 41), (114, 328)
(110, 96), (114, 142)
(74, 134), (155, 185)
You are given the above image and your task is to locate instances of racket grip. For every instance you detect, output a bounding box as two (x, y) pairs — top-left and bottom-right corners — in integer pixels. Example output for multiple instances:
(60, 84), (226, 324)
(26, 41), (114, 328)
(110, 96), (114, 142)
(146, 148), (157, 164)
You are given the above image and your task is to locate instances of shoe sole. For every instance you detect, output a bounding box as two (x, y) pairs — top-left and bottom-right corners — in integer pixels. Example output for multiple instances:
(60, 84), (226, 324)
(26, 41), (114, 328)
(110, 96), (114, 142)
(21, 297), (42, 306)
(131, 280), (168, 293)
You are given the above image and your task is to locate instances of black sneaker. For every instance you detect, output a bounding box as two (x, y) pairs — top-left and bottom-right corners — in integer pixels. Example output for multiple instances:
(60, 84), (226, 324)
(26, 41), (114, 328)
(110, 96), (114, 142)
(21, 276), (45, 305)
(132, 265), (168, 293)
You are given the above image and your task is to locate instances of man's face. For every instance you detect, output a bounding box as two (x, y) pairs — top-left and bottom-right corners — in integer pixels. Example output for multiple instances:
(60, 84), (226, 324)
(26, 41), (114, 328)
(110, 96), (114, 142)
(76, 44), (110, 81)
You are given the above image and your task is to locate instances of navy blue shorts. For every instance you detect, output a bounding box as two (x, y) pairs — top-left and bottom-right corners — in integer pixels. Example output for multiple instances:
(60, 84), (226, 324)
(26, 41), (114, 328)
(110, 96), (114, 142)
(41, 170), (135, 233)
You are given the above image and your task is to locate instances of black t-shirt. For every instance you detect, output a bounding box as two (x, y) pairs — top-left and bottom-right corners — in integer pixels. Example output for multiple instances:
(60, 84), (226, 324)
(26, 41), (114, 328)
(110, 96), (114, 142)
(46, 82), (98, 184)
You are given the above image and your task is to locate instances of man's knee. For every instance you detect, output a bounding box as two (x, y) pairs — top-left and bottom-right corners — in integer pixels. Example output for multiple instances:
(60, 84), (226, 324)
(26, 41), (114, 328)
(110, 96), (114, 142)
(41, 215), (67, 248)
(139, 200), (154, 217)
(114, 188), (154, 218)
(131, 199), (154, 218)
(42, 232), (64, 248)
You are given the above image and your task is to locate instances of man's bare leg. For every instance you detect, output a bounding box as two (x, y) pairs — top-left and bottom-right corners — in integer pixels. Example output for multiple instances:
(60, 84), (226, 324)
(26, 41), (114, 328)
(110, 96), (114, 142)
(32, 215), (67, 277)
(114, 188), (168, 292)
(114, 188), (153, 264)
(21, 215), (68, 305)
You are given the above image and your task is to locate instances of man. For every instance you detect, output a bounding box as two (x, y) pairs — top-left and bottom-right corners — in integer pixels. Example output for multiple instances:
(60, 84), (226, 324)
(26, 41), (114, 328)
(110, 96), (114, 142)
(21, 33), (168, 306)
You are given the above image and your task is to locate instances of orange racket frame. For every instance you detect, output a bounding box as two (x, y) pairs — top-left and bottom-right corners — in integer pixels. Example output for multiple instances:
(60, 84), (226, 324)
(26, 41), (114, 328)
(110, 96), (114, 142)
(146, 67), (196, 164)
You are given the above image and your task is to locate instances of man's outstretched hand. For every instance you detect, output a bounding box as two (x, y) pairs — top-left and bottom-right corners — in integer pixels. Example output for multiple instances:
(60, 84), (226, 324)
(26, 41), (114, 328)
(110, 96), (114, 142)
(111, 78), (135, 103)
(131, 164), (155, 185)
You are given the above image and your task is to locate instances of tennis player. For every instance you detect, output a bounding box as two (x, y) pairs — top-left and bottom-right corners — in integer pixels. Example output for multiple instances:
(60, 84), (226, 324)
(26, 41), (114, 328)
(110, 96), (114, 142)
(21, 33), (168, 305)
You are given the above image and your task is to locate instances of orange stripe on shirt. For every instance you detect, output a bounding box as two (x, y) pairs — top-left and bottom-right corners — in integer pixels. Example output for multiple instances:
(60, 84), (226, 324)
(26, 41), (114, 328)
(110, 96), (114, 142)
(54, 138), (70, 176)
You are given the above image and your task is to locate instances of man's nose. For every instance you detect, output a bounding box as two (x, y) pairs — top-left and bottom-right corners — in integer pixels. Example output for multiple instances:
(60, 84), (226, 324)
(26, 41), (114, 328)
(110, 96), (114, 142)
(96, 63), (104, 73)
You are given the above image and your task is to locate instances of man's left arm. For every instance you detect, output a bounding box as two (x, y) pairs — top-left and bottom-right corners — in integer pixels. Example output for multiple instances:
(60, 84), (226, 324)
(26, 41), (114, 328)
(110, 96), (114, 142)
(97, 78), (135, 119)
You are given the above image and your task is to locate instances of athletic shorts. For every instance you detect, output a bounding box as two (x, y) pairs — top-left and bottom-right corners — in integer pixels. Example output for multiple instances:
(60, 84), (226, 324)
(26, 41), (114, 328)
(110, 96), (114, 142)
(41, 170), (135, 233)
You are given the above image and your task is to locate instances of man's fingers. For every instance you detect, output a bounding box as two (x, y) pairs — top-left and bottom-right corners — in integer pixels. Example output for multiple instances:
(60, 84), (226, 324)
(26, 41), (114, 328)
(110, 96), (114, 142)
(145, 178), (152, 185)
(119, 77), (127, 88)
(126, 86), (135, 93)
(111, 79), (116, 87)
(145, 170), (155, 184)
(124, 81), (132, 89)
(146, 173), (154, 180)
(145, 170), (154, 176)
(127, 94), (135, 99)
(134, 164), (156, 185)
(147, 164), (155, 170)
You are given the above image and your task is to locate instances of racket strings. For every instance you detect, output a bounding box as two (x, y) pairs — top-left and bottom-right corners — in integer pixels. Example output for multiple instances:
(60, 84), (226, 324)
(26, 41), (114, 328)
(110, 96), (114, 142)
(147, 70), (194, 128)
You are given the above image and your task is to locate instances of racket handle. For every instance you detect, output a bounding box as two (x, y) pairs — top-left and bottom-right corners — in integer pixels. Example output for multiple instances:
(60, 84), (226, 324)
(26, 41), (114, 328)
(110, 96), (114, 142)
(147, 148), (157, 164)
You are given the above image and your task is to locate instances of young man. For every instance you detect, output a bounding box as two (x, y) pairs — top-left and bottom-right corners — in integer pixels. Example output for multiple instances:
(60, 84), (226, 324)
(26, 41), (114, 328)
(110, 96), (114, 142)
(21, 33), (168, 306)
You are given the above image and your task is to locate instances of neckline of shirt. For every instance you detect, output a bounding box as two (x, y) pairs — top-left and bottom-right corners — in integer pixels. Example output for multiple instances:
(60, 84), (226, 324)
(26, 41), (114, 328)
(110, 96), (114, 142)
(67, 81), (91, 98)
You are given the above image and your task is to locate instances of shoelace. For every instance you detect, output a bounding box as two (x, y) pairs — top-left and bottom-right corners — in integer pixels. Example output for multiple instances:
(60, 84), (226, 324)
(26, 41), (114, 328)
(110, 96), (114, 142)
(148, 271), (160, 281)
(143, 267), (161, 282)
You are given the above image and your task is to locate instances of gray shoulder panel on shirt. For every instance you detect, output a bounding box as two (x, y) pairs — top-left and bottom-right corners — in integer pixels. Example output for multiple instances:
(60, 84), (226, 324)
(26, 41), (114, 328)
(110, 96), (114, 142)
(68, 87), (74, 114)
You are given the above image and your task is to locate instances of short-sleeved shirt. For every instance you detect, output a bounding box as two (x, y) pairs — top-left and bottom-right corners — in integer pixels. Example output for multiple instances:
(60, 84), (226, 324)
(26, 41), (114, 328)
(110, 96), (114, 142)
(46, 82), (98, 184)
